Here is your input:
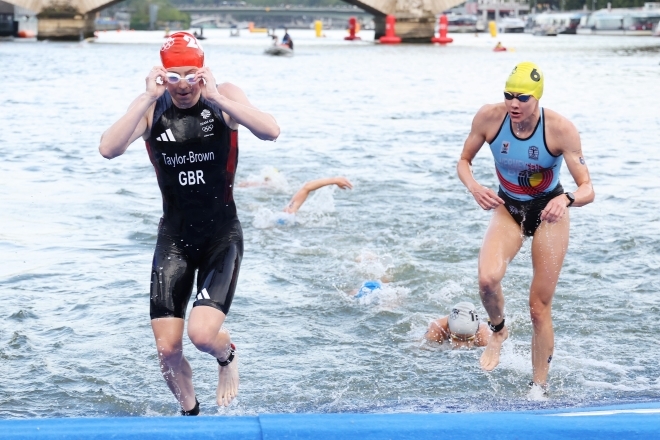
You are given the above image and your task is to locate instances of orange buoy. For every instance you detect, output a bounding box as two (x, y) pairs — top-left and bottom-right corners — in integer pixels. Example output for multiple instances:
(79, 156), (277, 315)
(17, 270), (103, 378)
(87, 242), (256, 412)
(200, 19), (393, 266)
(16, 29), (36, 38)
(431, 15), (453, 44)
(344, 16), (361, 41)
(379, 15), (401, 44)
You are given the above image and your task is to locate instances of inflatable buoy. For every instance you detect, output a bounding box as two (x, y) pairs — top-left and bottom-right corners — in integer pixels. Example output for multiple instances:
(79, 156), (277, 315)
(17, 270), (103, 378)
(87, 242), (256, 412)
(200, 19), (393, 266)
(345, 16), (361, 41)
(16, 29), (36, 38)
(431, 14), (453, 44)
(248, 22), (267, 33)
(379, 15), (401, 44)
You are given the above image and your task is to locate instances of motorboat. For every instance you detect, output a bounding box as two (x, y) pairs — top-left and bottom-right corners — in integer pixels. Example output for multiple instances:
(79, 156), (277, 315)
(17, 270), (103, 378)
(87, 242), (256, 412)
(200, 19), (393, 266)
(446, 14), (479, 33)
(497, 17), (526, 33)
(532, 25), (558, 36)
(264, 45), (293, 57)
(530, 11), (586, 34)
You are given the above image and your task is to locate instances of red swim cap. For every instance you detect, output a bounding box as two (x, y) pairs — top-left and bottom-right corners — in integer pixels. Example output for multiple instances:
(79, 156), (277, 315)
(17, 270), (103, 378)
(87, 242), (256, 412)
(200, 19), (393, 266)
(160, 32), (204, 69)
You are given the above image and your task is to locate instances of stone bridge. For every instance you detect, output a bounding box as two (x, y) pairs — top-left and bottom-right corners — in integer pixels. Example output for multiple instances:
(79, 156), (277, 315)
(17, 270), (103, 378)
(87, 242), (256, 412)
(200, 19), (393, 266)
(3, 0), (466, 41)
(344, 0), (466, 41)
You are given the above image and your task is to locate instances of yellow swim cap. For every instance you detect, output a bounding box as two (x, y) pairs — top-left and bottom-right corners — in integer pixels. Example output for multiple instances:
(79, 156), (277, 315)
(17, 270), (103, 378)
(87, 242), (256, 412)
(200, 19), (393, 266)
(505, 62), (544, 101)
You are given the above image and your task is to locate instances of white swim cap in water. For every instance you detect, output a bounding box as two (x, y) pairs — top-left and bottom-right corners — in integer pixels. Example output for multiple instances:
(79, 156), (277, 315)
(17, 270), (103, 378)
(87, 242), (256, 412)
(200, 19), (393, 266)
(448, 302), (480, 336)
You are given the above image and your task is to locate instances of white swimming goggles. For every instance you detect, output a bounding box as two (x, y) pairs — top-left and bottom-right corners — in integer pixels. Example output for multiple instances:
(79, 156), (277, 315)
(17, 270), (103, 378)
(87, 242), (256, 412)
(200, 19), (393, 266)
(164, 72), (198, 85)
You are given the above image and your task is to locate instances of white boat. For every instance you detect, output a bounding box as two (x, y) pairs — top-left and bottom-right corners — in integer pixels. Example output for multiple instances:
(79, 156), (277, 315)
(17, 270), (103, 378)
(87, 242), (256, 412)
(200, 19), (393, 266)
(264, 45), (293, 57)
(577, 8), (660, 35)
(532, 25), (558, 36)
(446, 14), (479, 33)
(497, 17), (526, 33)
(530, 11), (587, 34)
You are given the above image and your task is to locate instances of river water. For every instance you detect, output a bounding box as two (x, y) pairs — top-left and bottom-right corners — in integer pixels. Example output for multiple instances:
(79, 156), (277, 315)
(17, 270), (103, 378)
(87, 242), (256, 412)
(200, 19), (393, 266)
(1, 29), (659, 418)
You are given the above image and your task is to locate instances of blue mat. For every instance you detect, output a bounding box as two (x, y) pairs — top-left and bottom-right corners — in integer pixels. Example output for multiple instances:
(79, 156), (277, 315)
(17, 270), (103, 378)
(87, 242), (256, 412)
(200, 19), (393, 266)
(3, 402), (660, 439)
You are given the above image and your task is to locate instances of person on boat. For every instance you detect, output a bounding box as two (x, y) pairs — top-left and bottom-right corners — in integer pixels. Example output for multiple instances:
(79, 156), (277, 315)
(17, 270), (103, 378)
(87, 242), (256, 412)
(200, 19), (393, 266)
(425, 302), (491, 349)
(98, 31), (280, 413)
(456, 62), (594, 390)
(281, 28), (293, 50)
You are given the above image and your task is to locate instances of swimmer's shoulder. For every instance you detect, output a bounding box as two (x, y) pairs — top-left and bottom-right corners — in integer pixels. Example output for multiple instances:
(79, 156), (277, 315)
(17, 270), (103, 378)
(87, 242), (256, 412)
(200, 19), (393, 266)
(473, 103), (507, 128)
(475, 322), (491, 347)
(542, 108), (580, 153)
(471, 103), (507, 140)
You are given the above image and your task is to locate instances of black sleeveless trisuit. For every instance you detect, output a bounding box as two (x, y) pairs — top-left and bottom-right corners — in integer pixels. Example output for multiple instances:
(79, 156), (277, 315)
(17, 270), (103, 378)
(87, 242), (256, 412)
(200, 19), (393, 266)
(146, 91), (243, 319)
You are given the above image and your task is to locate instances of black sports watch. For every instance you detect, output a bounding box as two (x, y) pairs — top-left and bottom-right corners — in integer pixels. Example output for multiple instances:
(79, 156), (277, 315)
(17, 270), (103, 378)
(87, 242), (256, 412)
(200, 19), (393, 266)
(564, 192), (575, 207)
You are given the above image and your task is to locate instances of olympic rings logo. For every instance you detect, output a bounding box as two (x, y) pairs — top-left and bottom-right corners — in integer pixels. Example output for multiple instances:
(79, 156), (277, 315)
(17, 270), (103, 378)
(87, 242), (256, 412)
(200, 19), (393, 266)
(161, 37), (175, 51)
(202, 125), (213, 133)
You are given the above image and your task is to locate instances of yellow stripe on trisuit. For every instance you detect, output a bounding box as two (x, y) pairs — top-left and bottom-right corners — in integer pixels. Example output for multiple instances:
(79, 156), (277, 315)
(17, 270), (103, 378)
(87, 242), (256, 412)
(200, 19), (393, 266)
(505, 62), (543, 100)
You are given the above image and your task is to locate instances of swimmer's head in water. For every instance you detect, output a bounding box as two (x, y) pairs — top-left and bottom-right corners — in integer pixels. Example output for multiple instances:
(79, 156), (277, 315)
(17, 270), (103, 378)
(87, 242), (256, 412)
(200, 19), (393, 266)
(354, 280), (382, 299)
(160, 32), (204, 68)
(505, 62), (543, 101)
(448, 302), (479, 337)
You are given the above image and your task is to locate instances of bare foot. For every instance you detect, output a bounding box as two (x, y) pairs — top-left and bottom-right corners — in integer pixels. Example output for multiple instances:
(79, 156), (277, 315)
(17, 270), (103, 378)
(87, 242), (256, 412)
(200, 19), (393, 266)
(216, 352), (239, 407)
(480, 326), (508, 371)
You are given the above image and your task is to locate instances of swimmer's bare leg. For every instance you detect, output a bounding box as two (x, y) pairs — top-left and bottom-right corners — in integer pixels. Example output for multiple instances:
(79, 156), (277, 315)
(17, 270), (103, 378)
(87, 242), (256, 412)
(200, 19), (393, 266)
(529, 215), (569, 386)
(477, 206), (523, 371)
(187, 306), (239, 407)
(151, 318), (198, 412)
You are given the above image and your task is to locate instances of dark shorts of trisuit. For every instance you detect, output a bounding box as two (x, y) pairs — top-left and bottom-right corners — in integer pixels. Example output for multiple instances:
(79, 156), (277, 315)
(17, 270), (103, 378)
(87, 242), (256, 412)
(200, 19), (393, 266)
(498, 183), (564, 237)
(149, 218), (244, 320)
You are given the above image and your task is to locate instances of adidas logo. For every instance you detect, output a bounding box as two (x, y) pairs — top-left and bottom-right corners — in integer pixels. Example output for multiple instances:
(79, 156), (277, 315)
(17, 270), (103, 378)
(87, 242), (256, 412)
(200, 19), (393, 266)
(156, 129), (176, 142)
(196, 288), (211, 301)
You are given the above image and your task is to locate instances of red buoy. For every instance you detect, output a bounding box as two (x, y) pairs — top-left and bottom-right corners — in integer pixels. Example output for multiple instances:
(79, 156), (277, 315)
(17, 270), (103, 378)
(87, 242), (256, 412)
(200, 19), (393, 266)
(344, 16), (361, 41)
(431, 15), (453, 44)
(379, 15), (401, 44)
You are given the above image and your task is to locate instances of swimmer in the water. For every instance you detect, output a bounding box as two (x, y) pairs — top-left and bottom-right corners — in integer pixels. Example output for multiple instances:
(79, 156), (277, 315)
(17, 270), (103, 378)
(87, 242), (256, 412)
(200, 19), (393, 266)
(283, 176), (352, 214)
(350, 280), (384, 298)
(98, 32), (279, 413)
(425, 302), (491, 349)
(457, 62), (594, 389)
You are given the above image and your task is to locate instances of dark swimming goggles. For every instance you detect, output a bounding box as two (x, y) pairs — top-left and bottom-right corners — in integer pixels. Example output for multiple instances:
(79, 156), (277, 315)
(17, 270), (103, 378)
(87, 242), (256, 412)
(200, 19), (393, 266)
(504, 92), (533, 102)
(450, 332), (476, 342)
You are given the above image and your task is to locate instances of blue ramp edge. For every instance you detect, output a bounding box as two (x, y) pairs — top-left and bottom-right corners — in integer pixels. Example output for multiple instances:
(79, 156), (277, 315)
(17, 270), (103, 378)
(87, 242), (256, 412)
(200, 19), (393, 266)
(2, 402), (660, 440)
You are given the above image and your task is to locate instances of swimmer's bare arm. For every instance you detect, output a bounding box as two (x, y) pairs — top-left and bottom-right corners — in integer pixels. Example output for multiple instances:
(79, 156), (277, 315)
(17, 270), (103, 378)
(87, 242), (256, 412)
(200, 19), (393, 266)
(540, 110), (595, 223)
(98, 66), (167, 159)
(457, 104), (506, 210)
(194, 67), (280, 141)
(283, 177), (353, 214)
(425, 316), (450, 343)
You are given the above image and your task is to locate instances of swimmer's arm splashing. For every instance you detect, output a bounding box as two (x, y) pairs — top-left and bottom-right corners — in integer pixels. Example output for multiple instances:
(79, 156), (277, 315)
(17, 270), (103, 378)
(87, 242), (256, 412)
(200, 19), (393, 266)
(283, 177), (353, 214)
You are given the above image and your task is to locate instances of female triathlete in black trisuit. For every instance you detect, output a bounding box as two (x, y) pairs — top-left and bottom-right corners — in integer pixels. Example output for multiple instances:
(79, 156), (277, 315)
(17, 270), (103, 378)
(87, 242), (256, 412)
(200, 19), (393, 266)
(99, 32), (279, 413)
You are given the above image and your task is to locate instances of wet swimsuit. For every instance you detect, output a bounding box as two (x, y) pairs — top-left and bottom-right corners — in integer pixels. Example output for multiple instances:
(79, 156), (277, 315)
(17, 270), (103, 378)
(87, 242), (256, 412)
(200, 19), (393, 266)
(146, 91), (242, 319)
(489, 109), (565, 236)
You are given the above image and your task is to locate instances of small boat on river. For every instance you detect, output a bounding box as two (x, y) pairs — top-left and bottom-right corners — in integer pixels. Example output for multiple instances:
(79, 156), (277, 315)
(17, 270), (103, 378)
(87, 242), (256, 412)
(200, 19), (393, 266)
(497, 17), (526, 33)
(264, 45), (293, 57)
